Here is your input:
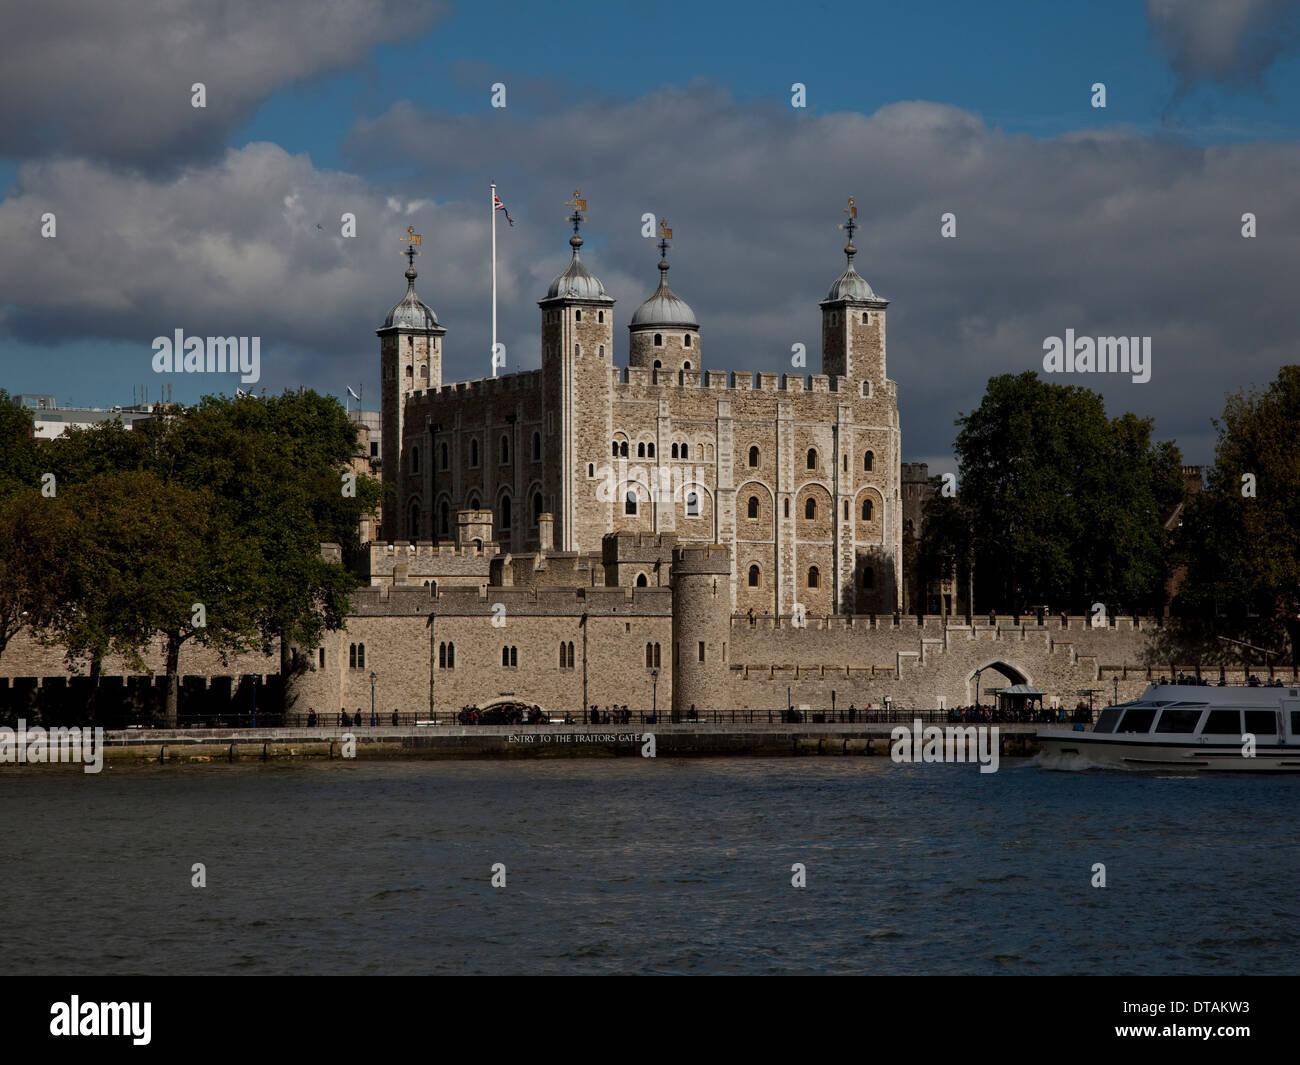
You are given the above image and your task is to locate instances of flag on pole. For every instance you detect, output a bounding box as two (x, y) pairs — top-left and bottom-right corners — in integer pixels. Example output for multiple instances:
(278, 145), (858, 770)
(493, 194), (515, 226)
(236, 388), (249, 398)
(346, 386), (361, 401)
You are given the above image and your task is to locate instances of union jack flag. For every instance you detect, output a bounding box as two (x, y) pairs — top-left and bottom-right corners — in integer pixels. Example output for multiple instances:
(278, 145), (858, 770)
(494, 195), (515, 226)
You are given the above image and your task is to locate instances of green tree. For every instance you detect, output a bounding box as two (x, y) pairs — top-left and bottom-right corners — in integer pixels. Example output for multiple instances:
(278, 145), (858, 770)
(0, 491), (62, 662)
(923, 372), (1182, 614)
(0, 391), (39, 498)
(1176, 366), (1300, 666)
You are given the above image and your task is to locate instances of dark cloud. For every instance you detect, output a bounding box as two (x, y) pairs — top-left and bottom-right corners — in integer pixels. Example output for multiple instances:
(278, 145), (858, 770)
(0, 0), (446, 169)
(1147, 0), (1300, 91)
(2, 87), (1295, 468)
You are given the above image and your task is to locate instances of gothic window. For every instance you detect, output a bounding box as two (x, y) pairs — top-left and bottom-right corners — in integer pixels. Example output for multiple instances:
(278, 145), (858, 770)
(447, 642), (454, 667)
(468, 495), (480, 510)
(863, 568), (874, 589)
(567, 641), (575, 668)
(532, 432), (541, 461)
(411, 446), (420, 474)
(625, 491), (638, 516)
(439, 443), (448, 469)
(349, 643), (356, 668)
(500, 494), (511, 531)
(748, 446), (759, 467)
(500, 435), (510, 464)
(636, 573), (648, 587)
(562, 643), (569, 669)
(357, 644), (366, 669)
(654, 334), (663, 346)
(532, 492), (542, 527)
(684, 334), (692, 348)
(646, 642), (654, 668)
(748, 565), (760, 587)
(862, 499), (873, 521)
(686, 491), (699, 517)
(864, 450), (874, 471)
(439, 501), (449, 536)
(808, 566), (820, 588)
(747, 496), (759, 519)
(805, 498), (816, 519)
(470, 439), (479, 467)
(806, 448), (817, 469)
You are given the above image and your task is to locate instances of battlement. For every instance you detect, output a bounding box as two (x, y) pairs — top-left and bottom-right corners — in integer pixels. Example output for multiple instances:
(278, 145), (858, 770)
(349, 582), (672, 617)
(900, 462), (931, 482)
(407, 368), (544, 408)
(608, 367), (886, 397)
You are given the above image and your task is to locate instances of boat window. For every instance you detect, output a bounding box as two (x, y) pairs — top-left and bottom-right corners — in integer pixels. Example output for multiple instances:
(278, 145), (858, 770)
(1292, 711), (1300, 735)
(1155, 709), (1202, 734)
(1116, 707), (1156, 733)
(1244, 710), (1278, 736)
(1202, 709), (1242, 735)
(1093, 708), (1122, 734)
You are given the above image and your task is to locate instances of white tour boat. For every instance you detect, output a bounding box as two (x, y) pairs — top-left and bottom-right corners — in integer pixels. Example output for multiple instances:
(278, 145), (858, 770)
(1037, 682), (1300, 772)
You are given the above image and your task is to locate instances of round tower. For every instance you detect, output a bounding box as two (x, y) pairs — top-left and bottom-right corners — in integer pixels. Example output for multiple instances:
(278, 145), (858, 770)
(671, 544), (732, 714)
(628, 222), (699, 376)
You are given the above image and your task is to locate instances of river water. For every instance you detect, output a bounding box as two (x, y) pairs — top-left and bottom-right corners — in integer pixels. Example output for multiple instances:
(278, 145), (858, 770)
(2, 758), (1296, 975)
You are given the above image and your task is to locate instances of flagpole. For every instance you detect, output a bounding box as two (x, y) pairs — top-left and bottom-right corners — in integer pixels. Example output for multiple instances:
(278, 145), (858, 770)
(491, 181), (498, 378)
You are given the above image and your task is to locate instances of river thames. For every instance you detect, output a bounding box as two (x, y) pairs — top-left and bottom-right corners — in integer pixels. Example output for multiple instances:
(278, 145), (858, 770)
(2, 758), (1297, 975)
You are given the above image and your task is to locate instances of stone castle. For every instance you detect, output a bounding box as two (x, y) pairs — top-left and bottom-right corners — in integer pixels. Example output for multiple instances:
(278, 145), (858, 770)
(2, 196), (1224, 721)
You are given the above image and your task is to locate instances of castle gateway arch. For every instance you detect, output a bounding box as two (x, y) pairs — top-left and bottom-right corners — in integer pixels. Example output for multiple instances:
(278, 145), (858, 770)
(968, 661), (1029, 704)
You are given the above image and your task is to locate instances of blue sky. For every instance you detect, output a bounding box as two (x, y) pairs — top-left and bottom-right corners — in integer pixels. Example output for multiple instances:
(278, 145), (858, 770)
(3, 0), (1300, 468)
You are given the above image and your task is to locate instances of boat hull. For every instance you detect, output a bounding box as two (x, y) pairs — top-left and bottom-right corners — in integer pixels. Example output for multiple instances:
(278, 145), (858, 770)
(1037, 729), (1300, 772)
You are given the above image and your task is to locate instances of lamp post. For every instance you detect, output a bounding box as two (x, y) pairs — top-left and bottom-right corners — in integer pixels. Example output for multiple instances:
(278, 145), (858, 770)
(651, 669), (659, 718)
(370, 670), (377, 726)
(250, 674), (257, 728)
(1113, 675), (1119, 707)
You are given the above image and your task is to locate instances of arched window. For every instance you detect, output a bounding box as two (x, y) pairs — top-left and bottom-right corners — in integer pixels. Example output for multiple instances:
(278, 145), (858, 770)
(654, 333), (663, 347)
(599, 345), (605, 358)
(636, 573), (648, 587)
(356, 644), (365, 669)
(470, 439), (479, 467)
(682, 361), (691, 371)
(647, 443), (655, 458)
(653, 643), (661, 668)
(439, 642), (446, 669)
(439, 443), (449, 469)
(653, 360), (662, 370)
(612, 441), (619, 457)
(532, 492), (542, 527)
(620, 441), (628, 457)
(405, 365), (413, 378)
(861, 381), (871, 397)
(681, 443), (689, 459)
(747, 496), (759, 519)
(502, 646), (517, 667)
(748, 565), (760, 587)
(574, 343), (580, 357)
(638, 442), (646, 458)
(447, 642), (455, 667)
(598, 311), (604, 323)
(532, 432), (541, 461)
(439, 501), (449, 536)
(587, 463), (595, 478)
(562, 643), (570, 669)
(748, 446), (759, 467)
(784, 499), (790, 518)
(861, 499), (873, 521)
(844, 500), (849, 520)
(804, 498), (816, 519)
(500, 495), (511, 530)
(684, 334), (692, 348)
(671, 443), (679, 459)
(843, 454), (848, 472)
(349, 643), (357, 669)
(500, 436), (510, 464)
(862, 568), (874, 589)
(806, 448), (817, 469)
(646, 642), (654, 668)
(468, 495), (480, 510)
(864, 450), (874, 471)
(568, 641), (575, 668)
(575, 310), (582, 322)
(808, 566), (820, 588)
(409, 501), (422, 539)
(625, 491), (638, 516)
(862, 312), (869, 323)
(411, 446), (420, 474)
(686, 491), (699, 517)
